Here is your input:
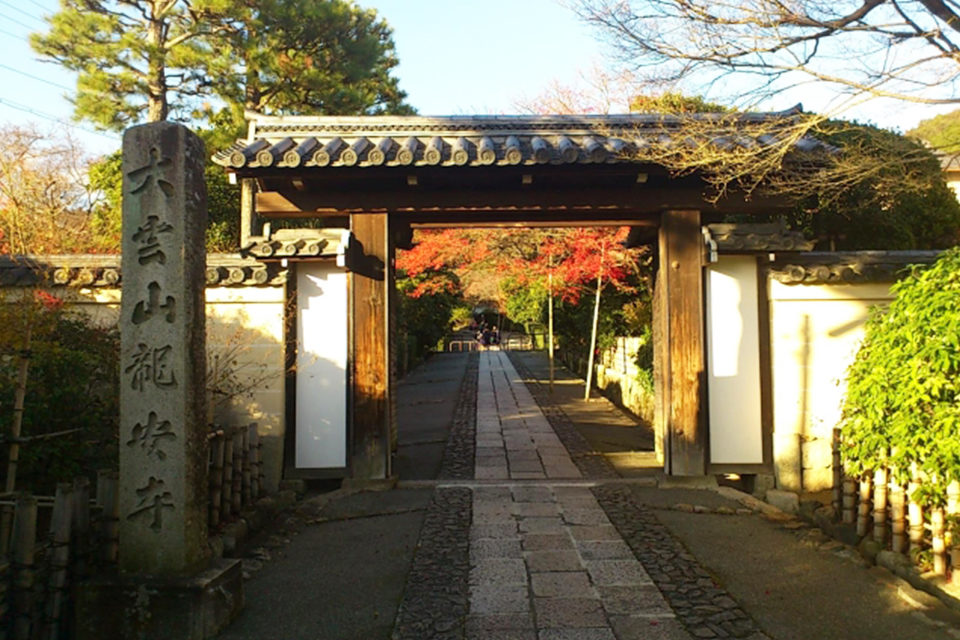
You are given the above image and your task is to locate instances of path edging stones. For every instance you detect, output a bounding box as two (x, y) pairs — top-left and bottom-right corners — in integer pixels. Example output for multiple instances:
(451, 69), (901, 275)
(391, 487), (472, 640)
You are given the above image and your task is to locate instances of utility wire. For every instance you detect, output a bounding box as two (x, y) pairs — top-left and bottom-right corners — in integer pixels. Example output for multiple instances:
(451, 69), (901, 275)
(0, 25), (22, 40)
(0, 63), (72, 92)
(0, 63), (120, 101)
(0, 97), (119, 141)
(0, 0), (45, 25)
(24, 0), (48, 13)
(0, 10), (36, 31)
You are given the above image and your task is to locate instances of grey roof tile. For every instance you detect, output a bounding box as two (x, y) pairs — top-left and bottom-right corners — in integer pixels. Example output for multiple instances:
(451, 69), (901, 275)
(0, 255), (287, 287)
(770, 251), (940, 284)
(214, 108), (831, 170)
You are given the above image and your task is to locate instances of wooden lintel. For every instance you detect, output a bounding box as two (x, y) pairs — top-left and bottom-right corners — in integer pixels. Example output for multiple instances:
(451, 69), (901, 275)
(256, 187), (786, 218)
(409, 218), (657, 229)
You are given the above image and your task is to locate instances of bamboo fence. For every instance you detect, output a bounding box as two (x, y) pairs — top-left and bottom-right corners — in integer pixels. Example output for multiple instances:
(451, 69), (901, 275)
(0, 421), (264, 639)
(834, 427), (960, 581)
(207, 423), (263, 529)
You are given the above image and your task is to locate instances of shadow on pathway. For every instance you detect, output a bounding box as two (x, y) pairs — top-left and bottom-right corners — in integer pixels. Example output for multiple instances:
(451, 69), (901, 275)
(215, 349), (960, 640)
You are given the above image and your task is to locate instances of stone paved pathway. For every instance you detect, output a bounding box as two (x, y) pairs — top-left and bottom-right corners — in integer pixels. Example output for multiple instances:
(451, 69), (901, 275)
(224, 350), (959, 640)
(467, 483), (685, 639)
(467, 351), (689, 639)
(475, 351), (581, 480)
(394, 350), (767, 640)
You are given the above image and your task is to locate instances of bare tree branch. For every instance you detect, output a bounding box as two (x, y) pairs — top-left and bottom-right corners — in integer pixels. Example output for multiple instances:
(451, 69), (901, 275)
(574, 0), (960, 107)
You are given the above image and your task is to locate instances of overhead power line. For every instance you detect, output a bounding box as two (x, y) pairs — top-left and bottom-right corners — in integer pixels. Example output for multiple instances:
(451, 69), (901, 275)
(0, 97), (120, 142)
(0, 63), (73, 92)
(0, 10), (36, 31)
(0, 63), (119, 101)
(0, 0), (45, 25)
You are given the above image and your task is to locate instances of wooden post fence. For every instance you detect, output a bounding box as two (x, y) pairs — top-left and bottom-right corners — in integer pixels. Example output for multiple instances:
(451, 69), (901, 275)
(0, 422), (270, 638)
(96, 470), (119, 566)
(11, 494), (35, 640)
(42, 484), (72, 640)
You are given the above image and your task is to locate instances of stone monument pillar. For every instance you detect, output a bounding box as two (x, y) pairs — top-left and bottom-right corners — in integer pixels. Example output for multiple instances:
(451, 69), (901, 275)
(118, 122), (209, 576)
(76, 122), (242, 639)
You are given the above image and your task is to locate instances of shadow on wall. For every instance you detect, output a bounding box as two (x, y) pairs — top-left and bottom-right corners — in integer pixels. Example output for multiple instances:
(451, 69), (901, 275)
(47, 283), (292, 494)
(205, 292), (288, 493)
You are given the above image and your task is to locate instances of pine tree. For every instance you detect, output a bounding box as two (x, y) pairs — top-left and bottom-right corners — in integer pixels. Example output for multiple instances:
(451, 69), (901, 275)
(31, 0), (232, 129)
(211, 0), (413, 121)
(31, 0), (413, 132)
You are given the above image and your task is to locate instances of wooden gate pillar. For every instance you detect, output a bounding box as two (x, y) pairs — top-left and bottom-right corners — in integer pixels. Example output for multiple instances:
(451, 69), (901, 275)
(655, 209), (707, 475)
(349, 213), (393, 479)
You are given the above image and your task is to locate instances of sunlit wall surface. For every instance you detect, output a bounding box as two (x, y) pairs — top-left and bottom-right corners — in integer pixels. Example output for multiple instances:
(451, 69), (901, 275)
(295, 263), (348, 470)
(706, 256), (763, 465)
(769, 281), (893, 491)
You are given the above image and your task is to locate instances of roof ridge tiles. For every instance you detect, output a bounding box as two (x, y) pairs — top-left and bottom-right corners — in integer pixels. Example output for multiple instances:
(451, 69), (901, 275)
(215, 106), (821, 169)
(246, 107), (806, 137)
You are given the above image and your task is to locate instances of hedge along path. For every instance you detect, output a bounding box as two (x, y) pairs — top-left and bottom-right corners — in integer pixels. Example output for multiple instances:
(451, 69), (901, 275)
(840, 247), (960, 576)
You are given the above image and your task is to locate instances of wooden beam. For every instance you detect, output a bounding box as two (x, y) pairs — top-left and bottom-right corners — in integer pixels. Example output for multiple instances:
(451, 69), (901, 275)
(408, 215), (659, 229)
(659, 210), (707, 475)
(256, 186), (787, 218)
(240, 178), (256, 247)
(349, 213), (391, 479)
(652, 246), (667, 467)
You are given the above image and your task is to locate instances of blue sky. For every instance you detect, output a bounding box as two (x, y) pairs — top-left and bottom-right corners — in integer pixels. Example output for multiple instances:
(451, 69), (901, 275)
(0, 0), (955, 157)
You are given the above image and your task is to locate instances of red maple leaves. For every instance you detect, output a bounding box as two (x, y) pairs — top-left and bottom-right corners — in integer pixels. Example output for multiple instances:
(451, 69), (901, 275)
(396, 226), (647, 303)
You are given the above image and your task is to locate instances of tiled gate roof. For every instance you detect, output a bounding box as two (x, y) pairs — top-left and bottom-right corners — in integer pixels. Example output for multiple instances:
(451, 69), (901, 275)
(214, 107), (828, 171)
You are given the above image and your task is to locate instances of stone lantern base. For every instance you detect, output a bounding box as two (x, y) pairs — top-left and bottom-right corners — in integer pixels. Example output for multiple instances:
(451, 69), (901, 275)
(75, 558), (243, 640)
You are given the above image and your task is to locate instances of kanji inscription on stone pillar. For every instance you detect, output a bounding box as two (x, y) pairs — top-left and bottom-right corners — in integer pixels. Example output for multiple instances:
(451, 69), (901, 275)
(119, 122), (208, 576)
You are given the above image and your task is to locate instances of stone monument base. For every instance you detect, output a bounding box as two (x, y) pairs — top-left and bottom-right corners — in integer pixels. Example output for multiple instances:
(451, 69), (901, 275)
(75, 558), (243, 640)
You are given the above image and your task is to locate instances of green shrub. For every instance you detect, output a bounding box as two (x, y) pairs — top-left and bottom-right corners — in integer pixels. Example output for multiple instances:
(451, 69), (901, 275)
(0, 303), (119, 494)
(840, 248), (960, 505)
(396, 270), (460, 361)
(449, 305), (474, 331)
(502, 277), (548, 333)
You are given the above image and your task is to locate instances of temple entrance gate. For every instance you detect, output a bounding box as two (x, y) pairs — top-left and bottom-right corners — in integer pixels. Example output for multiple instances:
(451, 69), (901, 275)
(215, 113), (820, 480)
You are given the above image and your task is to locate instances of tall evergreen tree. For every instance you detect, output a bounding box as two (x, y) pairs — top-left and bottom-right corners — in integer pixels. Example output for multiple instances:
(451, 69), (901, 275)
(35, 0), (413, 252)
(31, 0), (412, 132)
(31, 0), (232, 129)
(212, 0), (413, 121)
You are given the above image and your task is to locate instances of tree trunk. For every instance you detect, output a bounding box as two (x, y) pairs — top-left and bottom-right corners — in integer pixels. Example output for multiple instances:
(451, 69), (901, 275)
(245, 67), (262, 113)
(548, 268), (554, 394)
(4, 324), (31, 495)
(146, 6), (168, 122)
(0, 323), (31, 554)
(584, 242), (605, 401)
(244, 23), (262, 113)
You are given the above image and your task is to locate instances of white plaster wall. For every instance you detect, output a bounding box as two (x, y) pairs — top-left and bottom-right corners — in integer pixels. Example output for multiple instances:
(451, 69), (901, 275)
(706, 256), (763, 465)
(205, 286), (286, 492)
(946, 173), (960, 200)
(24, 283), (288, 493)
(295, 263), (348, 470)
(768, 281), (893, 491)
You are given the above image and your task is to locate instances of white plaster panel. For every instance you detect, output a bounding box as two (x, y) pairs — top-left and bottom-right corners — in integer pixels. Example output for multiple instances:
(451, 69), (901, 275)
(295, 263), (348, 469)
(706, 256), (763, 464)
